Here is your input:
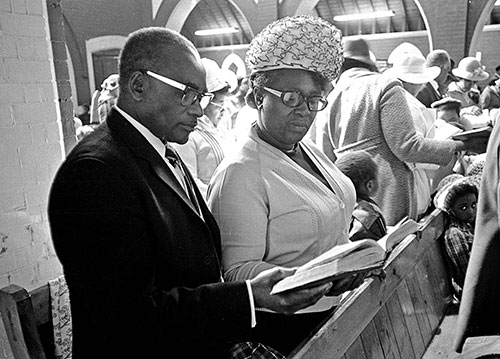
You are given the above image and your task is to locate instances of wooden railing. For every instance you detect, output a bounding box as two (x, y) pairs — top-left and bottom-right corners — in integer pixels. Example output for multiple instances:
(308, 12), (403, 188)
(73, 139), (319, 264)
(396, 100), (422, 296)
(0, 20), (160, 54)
(289, 208), (452, 359)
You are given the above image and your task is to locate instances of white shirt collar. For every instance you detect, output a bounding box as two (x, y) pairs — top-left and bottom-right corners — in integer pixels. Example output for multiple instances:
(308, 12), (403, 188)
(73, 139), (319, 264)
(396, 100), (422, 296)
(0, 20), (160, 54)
(430, 80), (439, 91)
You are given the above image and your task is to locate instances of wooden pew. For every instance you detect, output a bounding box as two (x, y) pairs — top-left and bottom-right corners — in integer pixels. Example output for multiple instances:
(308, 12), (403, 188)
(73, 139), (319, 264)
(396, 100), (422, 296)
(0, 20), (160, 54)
(0, 284), (55, 359)
(288, 208), (452, 359)
(0, 209), (449, 359)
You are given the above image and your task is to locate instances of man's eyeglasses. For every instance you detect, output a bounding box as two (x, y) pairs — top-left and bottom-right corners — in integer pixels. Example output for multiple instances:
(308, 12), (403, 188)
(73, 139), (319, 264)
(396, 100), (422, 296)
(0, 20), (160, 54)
(143, 70), (214, 109)
(262, 87), (328, 112)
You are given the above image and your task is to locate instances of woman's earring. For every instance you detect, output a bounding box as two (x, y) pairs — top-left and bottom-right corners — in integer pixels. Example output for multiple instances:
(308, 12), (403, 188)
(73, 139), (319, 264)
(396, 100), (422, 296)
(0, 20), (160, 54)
(256, 97), (263, 110)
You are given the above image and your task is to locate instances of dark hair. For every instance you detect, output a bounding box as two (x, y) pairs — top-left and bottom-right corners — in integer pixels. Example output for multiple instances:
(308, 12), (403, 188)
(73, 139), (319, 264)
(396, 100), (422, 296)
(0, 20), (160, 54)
(118, 27), (196, 90)
(335, 150), (378, 191)
(437, 101), (461, 115)
(246, 69), (330, 108)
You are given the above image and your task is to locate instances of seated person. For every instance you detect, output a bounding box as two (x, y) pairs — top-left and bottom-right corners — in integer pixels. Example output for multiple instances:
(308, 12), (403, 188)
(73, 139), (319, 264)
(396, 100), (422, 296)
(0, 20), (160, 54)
(431, 97), (471, 136)
(433, 174), (480, 299)
(335, 150), (387, 242)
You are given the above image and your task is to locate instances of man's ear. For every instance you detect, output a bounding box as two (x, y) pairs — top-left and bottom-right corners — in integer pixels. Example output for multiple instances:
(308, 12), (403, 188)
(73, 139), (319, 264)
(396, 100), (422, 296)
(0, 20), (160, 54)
(128, 71), (146, 101)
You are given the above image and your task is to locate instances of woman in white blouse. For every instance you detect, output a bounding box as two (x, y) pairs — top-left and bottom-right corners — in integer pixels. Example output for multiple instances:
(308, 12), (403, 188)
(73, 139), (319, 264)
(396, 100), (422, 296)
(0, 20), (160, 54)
(207, 15), (364, 356)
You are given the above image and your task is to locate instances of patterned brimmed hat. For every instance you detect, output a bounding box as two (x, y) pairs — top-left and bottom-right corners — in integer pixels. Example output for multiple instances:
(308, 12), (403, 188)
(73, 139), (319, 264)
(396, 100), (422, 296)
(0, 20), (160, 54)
(245, 15), (343, 81)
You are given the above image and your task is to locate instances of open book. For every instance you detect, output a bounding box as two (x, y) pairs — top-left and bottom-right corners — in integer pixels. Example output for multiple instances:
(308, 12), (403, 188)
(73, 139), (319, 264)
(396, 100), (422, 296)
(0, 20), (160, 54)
(270, 218), (420, 295)
(451, 126), (492, 141)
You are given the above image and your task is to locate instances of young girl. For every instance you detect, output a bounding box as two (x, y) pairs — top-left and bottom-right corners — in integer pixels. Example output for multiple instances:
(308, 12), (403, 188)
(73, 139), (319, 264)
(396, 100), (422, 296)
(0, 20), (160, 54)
(434, 174), (480, 298)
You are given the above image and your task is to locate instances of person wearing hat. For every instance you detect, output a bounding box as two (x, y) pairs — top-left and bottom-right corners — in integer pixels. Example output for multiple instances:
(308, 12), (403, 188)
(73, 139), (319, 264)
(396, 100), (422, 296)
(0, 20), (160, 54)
(317, 38), (487, 226)
(447, 56), (489, 115)
(173, 57), (235, 199)
(384, 51), (446, 217)
(431, 97), (473, 138)
(90, 73), (120, 124)
(416, 49), (457, 108)
(207, 15), (365, 356)
(480, 77), (500, 110)
(433, 174), (479, 299)
(49, 26), (338, 359)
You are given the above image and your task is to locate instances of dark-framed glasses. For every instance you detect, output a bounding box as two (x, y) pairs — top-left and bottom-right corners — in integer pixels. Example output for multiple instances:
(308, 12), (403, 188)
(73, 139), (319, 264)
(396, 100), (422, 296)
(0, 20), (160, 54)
(144, 70), (214, 109)
(262, 86), (328, 112)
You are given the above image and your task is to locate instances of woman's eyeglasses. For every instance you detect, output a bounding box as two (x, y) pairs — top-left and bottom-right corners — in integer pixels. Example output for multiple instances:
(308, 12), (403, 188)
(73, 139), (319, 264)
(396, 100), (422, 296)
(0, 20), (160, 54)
(262, 87), (328, 112)
(143, 70), (214, 109)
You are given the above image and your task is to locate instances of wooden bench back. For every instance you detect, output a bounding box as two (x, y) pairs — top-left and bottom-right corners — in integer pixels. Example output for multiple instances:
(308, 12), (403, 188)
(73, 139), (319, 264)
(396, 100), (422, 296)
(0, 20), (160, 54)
(0, 209), (450, 359)
(289, 209), (452, 358)
(0, 284), (55, 359)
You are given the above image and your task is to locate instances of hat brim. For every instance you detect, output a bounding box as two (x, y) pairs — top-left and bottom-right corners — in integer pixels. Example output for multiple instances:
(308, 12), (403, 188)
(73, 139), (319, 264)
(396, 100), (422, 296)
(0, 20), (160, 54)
(452, 68), (489, 82)
(386, 66), (440, 84)
(344, 55), (376, 67)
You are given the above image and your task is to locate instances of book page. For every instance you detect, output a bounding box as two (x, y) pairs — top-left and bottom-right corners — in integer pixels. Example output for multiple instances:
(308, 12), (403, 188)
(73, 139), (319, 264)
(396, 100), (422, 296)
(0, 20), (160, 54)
(271, 239), (385, 295)
(377, 217), (420, 252)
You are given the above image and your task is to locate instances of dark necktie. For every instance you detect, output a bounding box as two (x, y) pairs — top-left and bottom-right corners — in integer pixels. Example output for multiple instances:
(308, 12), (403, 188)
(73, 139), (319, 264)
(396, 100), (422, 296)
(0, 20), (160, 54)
(164, 146), (201, 215)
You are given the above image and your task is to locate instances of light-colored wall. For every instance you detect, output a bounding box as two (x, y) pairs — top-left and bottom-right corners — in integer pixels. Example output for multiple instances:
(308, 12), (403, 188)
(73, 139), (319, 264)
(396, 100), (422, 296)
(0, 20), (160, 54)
(0, 0), (64, 357)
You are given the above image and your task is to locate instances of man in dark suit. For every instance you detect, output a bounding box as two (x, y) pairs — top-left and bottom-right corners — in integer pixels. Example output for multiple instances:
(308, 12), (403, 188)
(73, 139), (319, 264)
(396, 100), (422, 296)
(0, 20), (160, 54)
(48, 27), (333, 358)
(417, 49), (456, 107)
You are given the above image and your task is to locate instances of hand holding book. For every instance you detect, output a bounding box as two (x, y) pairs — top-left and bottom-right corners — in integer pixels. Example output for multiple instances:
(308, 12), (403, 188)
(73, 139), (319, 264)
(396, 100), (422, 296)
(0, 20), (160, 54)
(271, 218), (420, 295)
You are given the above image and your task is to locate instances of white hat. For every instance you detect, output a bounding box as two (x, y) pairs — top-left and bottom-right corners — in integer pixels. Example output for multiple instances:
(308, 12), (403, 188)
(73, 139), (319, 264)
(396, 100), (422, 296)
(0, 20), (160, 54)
(201, 58), (229, 93)
(387, 42), (422, 66)
(386, 53), (440, 84)
(101, 74), (119, 91)
(452, 57), (489, 82)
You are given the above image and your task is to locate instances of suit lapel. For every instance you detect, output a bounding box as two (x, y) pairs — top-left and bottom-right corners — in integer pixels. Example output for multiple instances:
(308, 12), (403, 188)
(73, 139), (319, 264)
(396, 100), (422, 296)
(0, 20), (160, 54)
(107, 109), (201, 216)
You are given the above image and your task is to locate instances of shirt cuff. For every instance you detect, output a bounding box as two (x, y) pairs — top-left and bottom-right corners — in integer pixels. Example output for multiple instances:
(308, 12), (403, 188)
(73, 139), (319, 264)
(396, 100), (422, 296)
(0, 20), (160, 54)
(245, 280), (257, 328)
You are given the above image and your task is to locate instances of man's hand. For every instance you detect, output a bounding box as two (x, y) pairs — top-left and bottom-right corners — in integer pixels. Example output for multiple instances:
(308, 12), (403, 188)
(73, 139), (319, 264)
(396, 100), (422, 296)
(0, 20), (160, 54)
(250, 267), (333, 315)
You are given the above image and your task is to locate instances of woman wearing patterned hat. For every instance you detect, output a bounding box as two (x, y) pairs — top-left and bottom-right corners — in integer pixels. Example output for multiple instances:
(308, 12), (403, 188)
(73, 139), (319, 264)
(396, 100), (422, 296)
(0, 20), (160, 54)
(207, 15), (364, 355)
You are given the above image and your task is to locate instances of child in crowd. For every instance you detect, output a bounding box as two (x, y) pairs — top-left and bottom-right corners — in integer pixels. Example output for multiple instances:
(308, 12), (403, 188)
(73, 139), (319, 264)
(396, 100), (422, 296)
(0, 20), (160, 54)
(433, 174), (480, 299)
(431, 97), (470, 139)
(335, 150), (387, 241)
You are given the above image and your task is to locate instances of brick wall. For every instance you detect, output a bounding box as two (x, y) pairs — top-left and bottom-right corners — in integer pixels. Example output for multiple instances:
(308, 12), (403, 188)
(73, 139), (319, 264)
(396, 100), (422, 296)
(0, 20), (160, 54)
(0, 0), (64, 357)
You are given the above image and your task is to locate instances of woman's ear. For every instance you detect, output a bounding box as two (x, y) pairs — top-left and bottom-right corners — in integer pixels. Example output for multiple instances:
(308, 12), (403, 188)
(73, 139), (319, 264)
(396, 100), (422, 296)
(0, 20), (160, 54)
(246, 88), (263, 110)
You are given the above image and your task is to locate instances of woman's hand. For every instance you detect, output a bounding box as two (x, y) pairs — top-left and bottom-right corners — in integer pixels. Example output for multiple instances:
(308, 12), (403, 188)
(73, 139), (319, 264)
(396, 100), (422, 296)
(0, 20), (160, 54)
(250, 267), (333, 315)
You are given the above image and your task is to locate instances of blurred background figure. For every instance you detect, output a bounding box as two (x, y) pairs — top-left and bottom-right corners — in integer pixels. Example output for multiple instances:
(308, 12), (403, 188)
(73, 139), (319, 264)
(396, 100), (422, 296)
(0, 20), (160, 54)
(416, 49), (457, 108)
(224, 76), (249, 131)
(173, 57), (234, 199)
(90, 73), (120, 125)
(447, 57), (489, 117)
(480, 78), (500, 110)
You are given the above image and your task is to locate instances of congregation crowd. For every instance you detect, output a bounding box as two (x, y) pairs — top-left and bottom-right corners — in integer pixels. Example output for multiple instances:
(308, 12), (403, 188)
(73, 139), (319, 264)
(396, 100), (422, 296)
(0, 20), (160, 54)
(51, 14), (500, 359)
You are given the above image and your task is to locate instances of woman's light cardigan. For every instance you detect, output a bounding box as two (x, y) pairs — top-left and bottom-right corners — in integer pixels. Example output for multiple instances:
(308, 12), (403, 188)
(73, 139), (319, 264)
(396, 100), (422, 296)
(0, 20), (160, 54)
(207, 126), (356, 284)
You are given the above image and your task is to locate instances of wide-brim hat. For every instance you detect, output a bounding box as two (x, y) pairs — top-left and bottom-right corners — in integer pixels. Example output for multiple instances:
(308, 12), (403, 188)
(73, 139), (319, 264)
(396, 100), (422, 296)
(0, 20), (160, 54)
(452, 57), (489, 82)
(245, 15), (343, 81)
(101, 74), (119, 91)
(386, 53), (440, 84)
(387, 42), (422, 66)
(343, 38), (376, 67)
(201, 58), (230, 93)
